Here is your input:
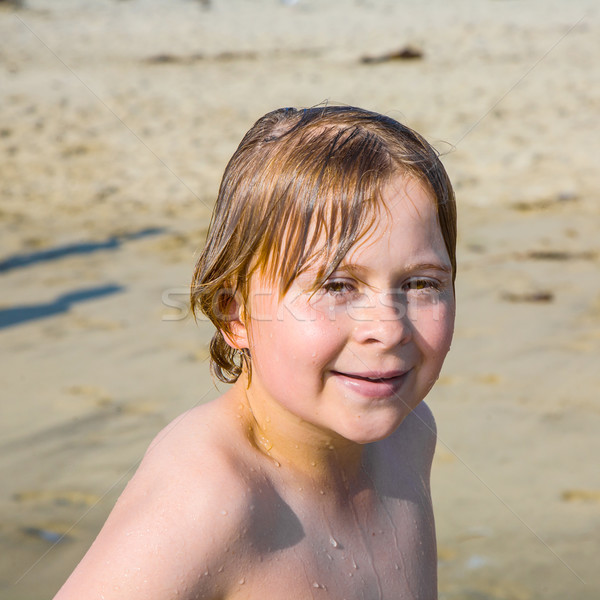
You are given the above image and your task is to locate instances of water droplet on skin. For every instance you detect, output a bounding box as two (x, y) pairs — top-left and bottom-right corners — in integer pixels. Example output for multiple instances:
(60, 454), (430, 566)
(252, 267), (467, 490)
(273, 460), (281, 467)
(257, 433), (273, 451)
(221, 510), (228, 515)
(218, 565), (224, 573)
(319, 490), (325, 495)
(310, 461), (317, 467)
(238, 577), (246, 585)
(329, 536), (339, 548)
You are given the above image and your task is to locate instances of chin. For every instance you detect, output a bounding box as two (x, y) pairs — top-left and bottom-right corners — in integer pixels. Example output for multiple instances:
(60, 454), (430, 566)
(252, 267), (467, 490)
(338, 414), (408, 445)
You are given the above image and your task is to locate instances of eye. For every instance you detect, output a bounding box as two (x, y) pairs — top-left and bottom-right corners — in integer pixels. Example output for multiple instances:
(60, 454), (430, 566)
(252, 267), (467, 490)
(322, 279), (357, 296)
(404, 278), (441, 293)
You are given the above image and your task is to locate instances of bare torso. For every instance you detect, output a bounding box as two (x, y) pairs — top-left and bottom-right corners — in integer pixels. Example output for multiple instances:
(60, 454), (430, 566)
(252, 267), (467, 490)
(54, 393), (437, 600)
(184, 393), (438, 599)
(222, 475), (436, 600)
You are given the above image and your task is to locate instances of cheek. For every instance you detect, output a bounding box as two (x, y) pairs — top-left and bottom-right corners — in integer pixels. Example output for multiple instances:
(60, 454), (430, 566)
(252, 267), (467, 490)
(266, 312), (345, 370)
(301, 315), (346, 364)
(436, 318), (454, 363)
(250, 307), (338, 360)
(413, 298), (455, 358)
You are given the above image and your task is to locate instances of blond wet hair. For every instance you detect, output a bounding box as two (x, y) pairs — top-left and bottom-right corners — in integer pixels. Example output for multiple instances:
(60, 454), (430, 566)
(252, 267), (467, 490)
(191, 105), (456, 383)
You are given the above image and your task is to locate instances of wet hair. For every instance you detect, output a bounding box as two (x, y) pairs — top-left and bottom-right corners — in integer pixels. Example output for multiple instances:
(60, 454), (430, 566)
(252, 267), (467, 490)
(191, 105), (456, 383)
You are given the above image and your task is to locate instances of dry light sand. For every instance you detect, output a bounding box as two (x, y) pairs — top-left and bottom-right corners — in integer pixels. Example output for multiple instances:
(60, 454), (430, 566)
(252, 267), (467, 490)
(1, 0), (599, 598)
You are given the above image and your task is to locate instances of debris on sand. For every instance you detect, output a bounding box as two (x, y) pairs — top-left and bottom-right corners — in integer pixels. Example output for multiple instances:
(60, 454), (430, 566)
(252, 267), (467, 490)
(360, 45), (424, 64)
(519, 249), (597, 261)
(500, 291), (554, 303)
(144, 51), (259, 65)
(561, 489), (600, 503)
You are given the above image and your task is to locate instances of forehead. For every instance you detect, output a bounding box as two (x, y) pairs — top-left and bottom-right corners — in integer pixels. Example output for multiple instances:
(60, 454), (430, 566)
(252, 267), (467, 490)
(344, 176), (442, 255)
(383, 175), (436, 219)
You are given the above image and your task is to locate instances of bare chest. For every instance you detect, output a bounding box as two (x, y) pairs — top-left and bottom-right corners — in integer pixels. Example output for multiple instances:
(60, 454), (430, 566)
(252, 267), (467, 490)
(225, 494), (436, 600)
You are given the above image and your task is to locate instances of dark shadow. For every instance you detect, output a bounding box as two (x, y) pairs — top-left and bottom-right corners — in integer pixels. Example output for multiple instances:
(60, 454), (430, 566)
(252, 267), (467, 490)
(246, 485), (305, 553)
(0, 284), (124, 329)
(0, 227), (165, 273)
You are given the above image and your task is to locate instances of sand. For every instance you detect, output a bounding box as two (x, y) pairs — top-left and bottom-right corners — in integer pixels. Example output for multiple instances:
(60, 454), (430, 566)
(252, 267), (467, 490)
(1, 0), (599, 598)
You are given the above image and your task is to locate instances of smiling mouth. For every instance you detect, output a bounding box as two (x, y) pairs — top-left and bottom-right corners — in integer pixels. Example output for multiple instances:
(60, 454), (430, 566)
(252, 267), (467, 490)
(330, 369), (410, 399)
(331, 370), (407, 382)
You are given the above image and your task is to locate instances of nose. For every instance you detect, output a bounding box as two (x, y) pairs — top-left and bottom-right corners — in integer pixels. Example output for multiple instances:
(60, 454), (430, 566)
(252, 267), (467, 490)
(350, 291), (412, 348)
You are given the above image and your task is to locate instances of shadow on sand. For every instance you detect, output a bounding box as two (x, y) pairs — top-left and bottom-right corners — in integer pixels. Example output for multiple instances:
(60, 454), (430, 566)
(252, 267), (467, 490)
(0, 284), (125, 329)
(0, 227), (165, 273)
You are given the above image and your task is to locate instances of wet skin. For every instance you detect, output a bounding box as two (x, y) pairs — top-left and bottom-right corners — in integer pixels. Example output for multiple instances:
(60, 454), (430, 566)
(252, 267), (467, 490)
(233, 175), (455, 449)
(53, 177), (454, 599)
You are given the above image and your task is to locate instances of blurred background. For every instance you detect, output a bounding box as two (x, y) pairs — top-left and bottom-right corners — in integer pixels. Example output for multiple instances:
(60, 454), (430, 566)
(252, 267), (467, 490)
(1, 1), (599, 598)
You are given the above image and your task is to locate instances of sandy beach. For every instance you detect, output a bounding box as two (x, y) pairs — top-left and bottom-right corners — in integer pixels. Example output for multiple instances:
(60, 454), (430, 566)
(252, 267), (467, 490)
(1, 0), (599, 598)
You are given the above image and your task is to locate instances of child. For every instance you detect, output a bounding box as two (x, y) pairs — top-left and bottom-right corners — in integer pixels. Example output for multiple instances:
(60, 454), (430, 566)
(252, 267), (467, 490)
(55, 105), (456, 599)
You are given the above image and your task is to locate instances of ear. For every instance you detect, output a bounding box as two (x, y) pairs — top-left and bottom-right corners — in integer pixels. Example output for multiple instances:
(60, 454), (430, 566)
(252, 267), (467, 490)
(220, 293), (249, 351)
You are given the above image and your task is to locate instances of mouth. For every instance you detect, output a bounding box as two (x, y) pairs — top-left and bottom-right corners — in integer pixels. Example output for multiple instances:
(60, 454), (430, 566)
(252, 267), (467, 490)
(331, 370), (407, 382)
(330, 369), (411, 398)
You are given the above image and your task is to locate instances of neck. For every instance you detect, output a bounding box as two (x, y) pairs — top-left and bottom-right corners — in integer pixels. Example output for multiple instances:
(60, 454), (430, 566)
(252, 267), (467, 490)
(230, 375), (366, 494)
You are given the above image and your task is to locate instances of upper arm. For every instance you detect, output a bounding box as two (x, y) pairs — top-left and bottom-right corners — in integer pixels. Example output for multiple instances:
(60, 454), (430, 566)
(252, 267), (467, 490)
(54, 440), (252, 600)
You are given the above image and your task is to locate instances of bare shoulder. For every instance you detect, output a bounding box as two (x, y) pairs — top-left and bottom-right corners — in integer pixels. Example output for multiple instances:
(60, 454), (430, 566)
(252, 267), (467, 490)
(54, 397), (257, 600)
(391, 400), (437, 471)
(368, 401), (437, 493)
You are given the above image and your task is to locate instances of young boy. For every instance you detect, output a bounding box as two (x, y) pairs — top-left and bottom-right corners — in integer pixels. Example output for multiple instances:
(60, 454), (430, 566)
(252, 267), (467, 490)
(55, 106), (456, 599)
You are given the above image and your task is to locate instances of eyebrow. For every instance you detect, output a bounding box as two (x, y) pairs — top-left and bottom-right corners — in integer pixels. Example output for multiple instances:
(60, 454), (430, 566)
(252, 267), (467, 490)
(335, 262), (452, 275)
(405, 262), (453, 274)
